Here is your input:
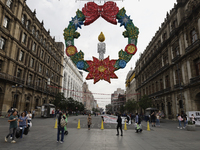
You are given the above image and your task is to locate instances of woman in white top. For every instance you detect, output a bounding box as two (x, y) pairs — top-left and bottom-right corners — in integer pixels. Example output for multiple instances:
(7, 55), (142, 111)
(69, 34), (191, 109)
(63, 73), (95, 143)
(26, 111), (32, 123)
(191, 114), (195, 124)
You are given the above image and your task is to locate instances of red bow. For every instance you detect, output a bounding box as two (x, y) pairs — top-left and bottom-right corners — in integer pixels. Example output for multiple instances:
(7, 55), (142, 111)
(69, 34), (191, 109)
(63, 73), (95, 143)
(82, 1), (119, 26)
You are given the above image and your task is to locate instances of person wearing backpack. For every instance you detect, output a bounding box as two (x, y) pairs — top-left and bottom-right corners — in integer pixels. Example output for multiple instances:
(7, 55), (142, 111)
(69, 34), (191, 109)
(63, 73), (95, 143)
(57, 112), (66, 143)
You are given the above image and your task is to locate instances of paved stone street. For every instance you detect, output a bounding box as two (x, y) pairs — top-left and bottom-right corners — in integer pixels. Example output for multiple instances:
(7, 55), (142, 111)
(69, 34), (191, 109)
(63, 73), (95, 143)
(1, 116), (200, 150)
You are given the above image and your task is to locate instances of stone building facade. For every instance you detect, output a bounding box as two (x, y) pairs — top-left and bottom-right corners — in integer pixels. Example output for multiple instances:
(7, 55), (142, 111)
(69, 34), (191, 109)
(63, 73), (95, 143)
(82, 82), (95, 110)
(62, 56), (83, 103)
(135, 0), (200, 119)
(0, 0), (64, 115)
(125, 68), (137, 101)
(111, 88), (125, 113)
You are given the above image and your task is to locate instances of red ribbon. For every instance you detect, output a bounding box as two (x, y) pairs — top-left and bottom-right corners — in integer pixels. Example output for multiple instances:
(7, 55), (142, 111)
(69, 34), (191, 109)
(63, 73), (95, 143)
(82, 1), (119, 25)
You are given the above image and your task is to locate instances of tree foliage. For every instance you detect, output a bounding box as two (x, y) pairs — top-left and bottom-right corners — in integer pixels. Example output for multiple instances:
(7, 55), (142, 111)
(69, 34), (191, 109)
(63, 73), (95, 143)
(53, 93), (84, 112)
(138, 95), (152, 112)
(125, 99), (138, 113)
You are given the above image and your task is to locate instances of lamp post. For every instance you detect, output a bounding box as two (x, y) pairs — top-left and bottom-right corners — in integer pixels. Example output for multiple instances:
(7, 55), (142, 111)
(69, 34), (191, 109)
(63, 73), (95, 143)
(12, 84), (23, 108)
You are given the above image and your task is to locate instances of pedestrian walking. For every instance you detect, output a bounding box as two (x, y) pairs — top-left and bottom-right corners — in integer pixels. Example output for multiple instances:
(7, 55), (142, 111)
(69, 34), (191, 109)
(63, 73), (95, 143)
(191, 114), (195, 124)
(26, 111), (32, 124)
(183, 114), (187, 129)
(156, 113), (160, 127)
(18, 112), (28, 138)
(87, 113), (92, 130)
(32, 109), (35, 119)
(57, 112), (66, 143)
(5, 110), (18, 143)
(116, 114), (123, 136)
(151, 112), (156, 127)
(177, 114), (183, 129)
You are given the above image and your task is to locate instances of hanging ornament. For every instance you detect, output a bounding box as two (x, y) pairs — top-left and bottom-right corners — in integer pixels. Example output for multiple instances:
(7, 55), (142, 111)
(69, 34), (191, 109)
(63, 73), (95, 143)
(63, 1), (139, 84)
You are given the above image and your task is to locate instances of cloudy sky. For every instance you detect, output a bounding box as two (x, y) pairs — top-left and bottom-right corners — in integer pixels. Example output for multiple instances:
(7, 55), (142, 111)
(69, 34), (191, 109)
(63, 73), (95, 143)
(26, 0), (177, 109)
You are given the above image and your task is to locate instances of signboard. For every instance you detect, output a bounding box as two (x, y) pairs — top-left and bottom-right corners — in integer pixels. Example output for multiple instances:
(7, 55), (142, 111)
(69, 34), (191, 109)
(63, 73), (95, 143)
(102, 115), (131, 124)
(186, 111), (200, 126)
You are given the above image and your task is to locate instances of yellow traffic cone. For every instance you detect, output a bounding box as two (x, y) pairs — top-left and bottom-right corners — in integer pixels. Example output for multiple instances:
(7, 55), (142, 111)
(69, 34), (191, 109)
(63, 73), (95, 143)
(124, 121), (127, 130)
(147, 121), (150, 131)
(101, 120), (104, 130)
(77, 119), (81, 129)
(54, 119), (58, 129)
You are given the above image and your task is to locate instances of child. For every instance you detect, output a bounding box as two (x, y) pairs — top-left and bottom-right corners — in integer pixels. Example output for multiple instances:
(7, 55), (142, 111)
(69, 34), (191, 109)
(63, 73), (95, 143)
(135, 122), (142, 133)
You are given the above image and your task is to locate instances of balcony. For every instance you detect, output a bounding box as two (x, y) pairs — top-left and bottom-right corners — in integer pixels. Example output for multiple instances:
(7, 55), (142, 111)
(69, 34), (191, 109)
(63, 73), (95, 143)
(190, 75), (200, 84)
(164, 87), (171, 93)
(185, 39), (200, 53)
(27, 83), (34, 89)
(172, 54), (181, 63)
(0, 72), (25, 85)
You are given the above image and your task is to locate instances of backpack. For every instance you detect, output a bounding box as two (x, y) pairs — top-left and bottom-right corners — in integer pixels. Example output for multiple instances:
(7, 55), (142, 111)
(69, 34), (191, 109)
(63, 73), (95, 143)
(60, 117), (66, 128)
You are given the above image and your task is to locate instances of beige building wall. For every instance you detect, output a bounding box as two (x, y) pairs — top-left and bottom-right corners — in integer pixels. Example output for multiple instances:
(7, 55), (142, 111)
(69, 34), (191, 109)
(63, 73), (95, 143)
(134, 0), (200, 119)
(0, 0), (64, 115)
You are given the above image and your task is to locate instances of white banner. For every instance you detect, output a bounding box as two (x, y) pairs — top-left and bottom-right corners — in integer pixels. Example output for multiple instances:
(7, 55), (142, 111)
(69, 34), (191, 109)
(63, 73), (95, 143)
(102, 115), (131, 124)
(186, 111), (200, 126)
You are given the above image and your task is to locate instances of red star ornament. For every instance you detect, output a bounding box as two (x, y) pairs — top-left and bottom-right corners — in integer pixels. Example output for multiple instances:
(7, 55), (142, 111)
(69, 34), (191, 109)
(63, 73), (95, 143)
(86, 56), (118, 84)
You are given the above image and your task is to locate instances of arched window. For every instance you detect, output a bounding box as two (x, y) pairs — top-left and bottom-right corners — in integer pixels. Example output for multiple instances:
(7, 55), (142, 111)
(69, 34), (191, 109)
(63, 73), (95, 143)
(36, 30), (39, 39)
(43, 39), (46, 47)
(191, 29), (198, 43)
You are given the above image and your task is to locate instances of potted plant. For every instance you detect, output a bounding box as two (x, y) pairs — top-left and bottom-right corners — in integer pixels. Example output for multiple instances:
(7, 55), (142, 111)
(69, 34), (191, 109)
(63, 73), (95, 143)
(186, 121), (196, 131)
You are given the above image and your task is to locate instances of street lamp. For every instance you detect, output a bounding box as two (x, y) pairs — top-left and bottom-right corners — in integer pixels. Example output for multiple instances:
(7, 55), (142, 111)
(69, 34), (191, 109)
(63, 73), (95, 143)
(12, 84), (23, 108)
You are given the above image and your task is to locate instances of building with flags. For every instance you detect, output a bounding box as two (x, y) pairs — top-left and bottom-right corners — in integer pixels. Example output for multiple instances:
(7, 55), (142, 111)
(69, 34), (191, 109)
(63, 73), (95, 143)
(0, 0), (64, 115)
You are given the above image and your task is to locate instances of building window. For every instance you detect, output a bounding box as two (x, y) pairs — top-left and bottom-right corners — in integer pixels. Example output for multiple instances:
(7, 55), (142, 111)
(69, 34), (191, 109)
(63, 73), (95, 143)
(175, 66), (182, 85)
(152, 84), (154, 93)
(6, 0), (12, 8)
(28, 74), (32, 84)
(38, 78), (41, 86)
(22, 33), (27, 44)
(160, 79), (163, 90)
(21, 15), (25, 25)
(57, 76), (59, 82)
(191, 29), (198, 43)
(26, 20), (30, 30)
(39, 64), (42, 73)
(30, 58), (34, 68)
(36, 31), (39, 39)
(0, 37), (6, 50)
(51, 73), (54, 80)
(47, 55), (50, 64)
(32, 26), (36, 35)
(194, 58), (200, 76)
(3, 16), (10, 29)
(0, 60), (3, 72)
(40, 50), (44, 58)
(40, 36), (43, 43)
(19, 50), (24, 61)
(43, 39), (46, 47)
(46, 69), (49, 77)
(155, 81), (158, 92)
(165, 75), (170, 88)
(17, 68), (22, 78)
(32, 42), (36, 52)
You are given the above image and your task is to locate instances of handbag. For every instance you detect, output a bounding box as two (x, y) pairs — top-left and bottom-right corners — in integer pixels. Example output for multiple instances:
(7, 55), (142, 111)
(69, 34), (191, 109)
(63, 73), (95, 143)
(15, 127), (22, 138)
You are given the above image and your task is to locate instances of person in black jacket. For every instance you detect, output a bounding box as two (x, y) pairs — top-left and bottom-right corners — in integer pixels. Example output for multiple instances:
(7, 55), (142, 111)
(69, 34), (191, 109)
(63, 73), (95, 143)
(57, 112), (66, 143)
(116, 114), (123, 136)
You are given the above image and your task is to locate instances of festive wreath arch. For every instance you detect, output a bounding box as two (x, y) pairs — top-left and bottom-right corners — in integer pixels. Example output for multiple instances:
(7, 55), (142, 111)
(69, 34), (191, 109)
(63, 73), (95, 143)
(63, 1), (139, 84)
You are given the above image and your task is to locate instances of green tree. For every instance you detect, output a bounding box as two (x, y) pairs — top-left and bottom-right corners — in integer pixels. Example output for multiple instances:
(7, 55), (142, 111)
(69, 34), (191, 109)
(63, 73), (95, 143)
(138, 95), (152, 112)
(125, 99), (138, 113)
(119, 105), (125, 114)
(53, 92), (67, 111)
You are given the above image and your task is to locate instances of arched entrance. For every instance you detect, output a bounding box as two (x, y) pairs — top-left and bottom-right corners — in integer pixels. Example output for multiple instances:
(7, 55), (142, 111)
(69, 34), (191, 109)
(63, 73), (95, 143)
(195, 92), (200, 110)
(25, 97), (30, 111)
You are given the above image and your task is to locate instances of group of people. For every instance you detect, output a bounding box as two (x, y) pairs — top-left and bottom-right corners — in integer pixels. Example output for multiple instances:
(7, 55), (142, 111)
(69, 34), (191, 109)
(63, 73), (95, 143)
(177, 113), (195, 129)
(5, 109), (32, 143)
(150, 111), (161, 127)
